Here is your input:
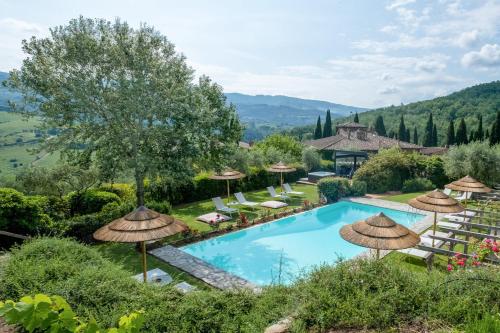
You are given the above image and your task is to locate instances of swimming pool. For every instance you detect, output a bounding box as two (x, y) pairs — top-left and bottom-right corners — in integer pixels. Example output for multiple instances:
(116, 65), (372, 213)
(181, 201), (424, 285)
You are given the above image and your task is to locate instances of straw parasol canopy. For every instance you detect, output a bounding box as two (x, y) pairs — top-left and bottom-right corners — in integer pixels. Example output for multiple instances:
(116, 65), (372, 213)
(408, 190), (463, 247)
(94, 206), (187, 282)
(339, 212), (420, 259)
(445, 175), (491, 194)
(208, 168), (246, 203)
(267, 162), (296, 191)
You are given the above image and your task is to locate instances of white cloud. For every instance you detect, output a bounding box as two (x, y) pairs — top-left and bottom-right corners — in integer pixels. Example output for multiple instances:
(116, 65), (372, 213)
(455, 30), (480, 48)
(461, 44), (500, 68)
(380, 25), (398, 34)
(0, 18), (42, 34)
(380, 73), (392, 81)
(353, 34), (441, 52)
(378, 86), (400, 95)
(386, 0), (416, 11)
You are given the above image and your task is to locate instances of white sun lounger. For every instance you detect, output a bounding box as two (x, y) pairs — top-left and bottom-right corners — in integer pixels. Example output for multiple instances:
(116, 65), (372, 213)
(235, 192), (259, 209)
(267, 186), (289, 201)
(445, 210), (476, 218)
(419, 230), (450, 248)
(443, 188), (452, 196)
(444, 215), (470, 223)
(397, 248), (434, 270)
(212, 197), (238, 216)
(455, 191), (472, 202)
(437, 221), (462, 230)
(283, 183), (304, 195)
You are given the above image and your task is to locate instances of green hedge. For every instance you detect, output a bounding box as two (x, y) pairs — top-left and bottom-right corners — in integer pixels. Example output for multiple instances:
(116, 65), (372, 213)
(67, 189), (122, 215)
(1, 238), (499, 332)
(402, 178), (434, 193)
(145, 166), (307, 205)
(317, 178), (367, 202)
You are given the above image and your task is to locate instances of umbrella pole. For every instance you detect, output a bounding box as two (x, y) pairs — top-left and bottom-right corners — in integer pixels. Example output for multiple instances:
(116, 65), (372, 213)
(432, 212), (437, 248)
(463, 191), (469, 253)
(280, 172), (283, 193)
(141, 241), (147, 283)
(227, 179), (231, 204)
(376, 249), (380, 260)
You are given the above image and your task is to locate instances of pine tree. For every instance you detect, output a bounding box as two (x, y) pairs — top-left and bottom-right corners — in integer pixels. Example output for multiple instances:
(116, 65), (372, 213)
(323, 110), (332, 138)
(456, 118), (468, 145)
(353, 112), (359, 123)
(432, 124), (438, 146)
(469, 131), (475, 143)
(475, 114), (484, 141)
(374, 115), (386, 136)
(413, 127), (418, 144)
(405, 128), (410, 143)
(423, 113), (434, 147)
(446, 120), (455, 146)
(388, 130), (395, 139)
(485, 129), (490, 139)
(398, 114), (407, 142)
(490, 111), (500, 145)
(314, 116), (322, 139)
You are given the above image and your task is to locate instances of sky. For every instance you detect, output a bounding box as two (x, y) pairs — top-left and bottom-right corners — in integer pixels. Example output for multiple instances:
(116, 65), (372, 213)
(0, 0), (499, 108)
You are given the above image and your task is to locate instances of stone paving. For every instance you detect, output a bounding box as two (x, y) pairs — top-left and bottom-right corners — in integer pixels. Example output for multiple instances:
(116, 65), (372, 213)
(149, 245), (260, 291)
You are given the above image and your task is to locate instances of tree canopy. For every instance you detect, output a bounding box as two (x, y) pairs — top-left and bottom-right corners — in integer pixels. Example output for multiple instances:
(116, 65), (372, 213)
(373, 115), (386, 136)
(314, 116), (322, 139)
(323, 110), (332, 138)
(6, 17), (242, 206)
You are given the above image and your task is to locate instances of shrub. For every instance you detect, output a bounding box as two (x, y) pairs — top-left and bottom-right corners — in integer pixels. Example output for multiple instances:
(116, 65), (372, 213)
(67, 189), (122, 215)
(98, 183), (136, 204)
(319, 159), (335, 171)
(349, 180), (367, 196)
(145, 200), (172, 214)
(402, 177), (435, 193)
(302, 147), (321, 172)
(253, 134), (304, 161)
(443, 142), (500, 186)
(317, 177), (350, 202)
(0, 188), (53, 234)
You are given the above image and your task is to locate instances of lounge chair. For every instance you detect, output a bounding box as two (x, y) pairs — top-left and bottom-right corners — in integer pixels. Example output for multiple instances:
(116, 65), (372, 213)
(283, 183), (304, 195)
(212, 197), (238, 216)
(397, 248), (434, 270)
(235, 192), (259, 209)
(443, 188), (452, 196)
(437, 221), (462, 230)
(455, 191), (472, 202)
(443, 215), (470, 223)
(419, 230), (451, 248)
(445, 210), (476, 218)
(267, 186), (289, 201)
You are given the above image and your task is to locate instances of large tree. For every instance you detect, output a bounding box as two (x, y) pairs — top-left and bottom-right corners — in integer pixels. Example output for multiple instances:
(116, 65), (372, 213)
(422, 113), (434, 147)
(455, 118), (468, 145)
(6, 17), (242, 206)
(353, 112), (359, 123)
(446, 120), (455, 146)
(432, 124), (438, 146)
(413, 127), (418, 145)
(314, 116), (322, 139)
(323, 109), (332, 138)
(489, 111), (500, 145)
(398, 114), (406, 142)
(475, 114), (484, 141)
(373, 115), (386, 136)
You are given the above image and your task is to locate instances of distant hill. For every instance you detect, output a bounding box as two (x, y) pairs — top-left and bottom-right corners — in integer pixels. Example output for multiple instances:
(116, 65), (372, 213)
(340, 81), (500, 146)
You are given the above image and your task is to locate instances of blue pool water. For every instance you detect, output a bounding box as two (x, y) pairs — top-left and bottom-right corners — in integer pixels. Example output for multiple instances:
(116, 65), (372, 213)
(181, 201), (424, 285)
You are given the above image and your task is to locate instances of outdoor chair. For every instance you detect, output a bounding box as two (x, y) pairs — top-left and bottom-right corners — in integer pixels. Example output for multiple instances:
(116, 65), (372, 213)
(267, 186), (289, 201)
(455, 191), (472, 202)
(235, 192), (259, 209)
(443, 188), (452, 196)
(283, 183), (304, 195)
(212, 197), (238, 216)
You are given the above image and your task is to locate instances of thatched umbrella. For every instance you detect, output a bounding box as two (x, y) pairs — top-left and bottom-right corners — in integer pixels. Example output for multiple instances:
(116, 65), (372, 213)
(94, 206), (187, 282)
(445, 175), (491, 208)
(209, 168), (246, 203)
(340, 212), (420, 259)
(267, 162), (296, 192)
(408, 190), (463, 247)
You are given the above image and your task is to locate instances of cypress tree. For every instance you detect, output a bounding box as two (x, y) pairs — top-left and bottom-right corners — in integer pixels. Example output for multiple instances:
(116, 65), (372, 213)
(398, 114), (407, 142)
(353, 112), (359, 123)
(323, 110), (332, 138)
(374, 115), (386, 136)
(485, 128), (490, 139)
(423, 113), (434, 147)
(446, 120), (455, 146)
(405, 129), (410, 143)
(456, 118), (468, 145)
(413, 127), (418, 144)
(475, 114), (484, 141)
(469, 131), (475, 143)
(490, 111), (500, 145)
(388, 130), (395, 139)
(432, 124), (438, 146)
(314, 116), (322, 139)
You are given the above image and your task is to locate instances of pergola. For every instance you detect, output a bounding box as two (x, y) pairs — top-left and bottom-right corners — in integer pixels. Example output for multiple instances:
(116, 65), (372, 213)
(332, 150), (368, 177)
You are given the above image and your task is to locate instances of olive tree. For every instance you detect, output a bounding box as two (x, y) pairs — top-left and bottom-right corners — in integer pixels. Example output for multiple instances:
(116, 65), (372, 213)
(6, 17), (242, 206)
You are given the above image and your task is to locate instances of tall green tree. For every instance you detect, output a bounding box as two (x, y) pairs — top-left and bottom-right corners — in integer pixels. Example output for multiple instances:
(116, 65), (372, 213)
(314, 116), (322, 139)
(323, 110), (332, 138)
(373, 115), (386, 136)
(6, 17), (242, 206)
(432, 124), (438, 146)
(423, 113), (434, 147)
(405, 128), (410, 143)
(490, 111), (500, 145)
(456, 118), (468, 145)
(413, 127), (418, 144)
(353, 112), (359, 123)
(475, 114), (484, 141)
(446, 120), (455, 146)
(398, 114), (407, 142)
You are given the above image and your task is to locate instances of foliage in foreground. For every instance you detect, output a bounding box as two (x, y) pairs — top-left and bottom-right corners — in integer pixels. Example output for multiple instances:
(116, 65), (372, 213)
(0, 294), (144, 333)
(1, 238), (499, 332)
(317, 177), (367, 202)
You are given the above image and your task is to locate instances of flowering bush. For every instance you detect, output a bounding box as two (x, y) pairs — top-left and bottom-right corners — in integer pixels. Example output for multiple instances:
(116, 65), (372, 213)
(447, 238), (499, 272)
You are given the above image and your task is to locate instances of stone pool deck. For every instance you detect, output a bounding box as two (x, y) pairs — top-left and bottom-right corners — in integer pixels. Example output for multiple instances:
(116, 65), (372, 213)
(149, 245), (260, 291)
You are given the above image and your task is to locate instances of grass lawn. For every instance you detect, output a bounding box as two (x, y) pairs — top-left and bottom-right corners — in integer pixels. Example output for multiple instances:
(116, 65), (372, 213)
(171, 183), (319, 232)
(94, 242), (210, 289)
(382, 191), (426, 203)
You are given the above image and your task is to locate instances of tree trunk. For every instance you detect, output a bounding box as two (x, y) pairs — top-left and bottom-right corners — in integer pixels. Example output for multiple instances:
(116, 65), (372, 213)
(135, 170), (145, 207)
